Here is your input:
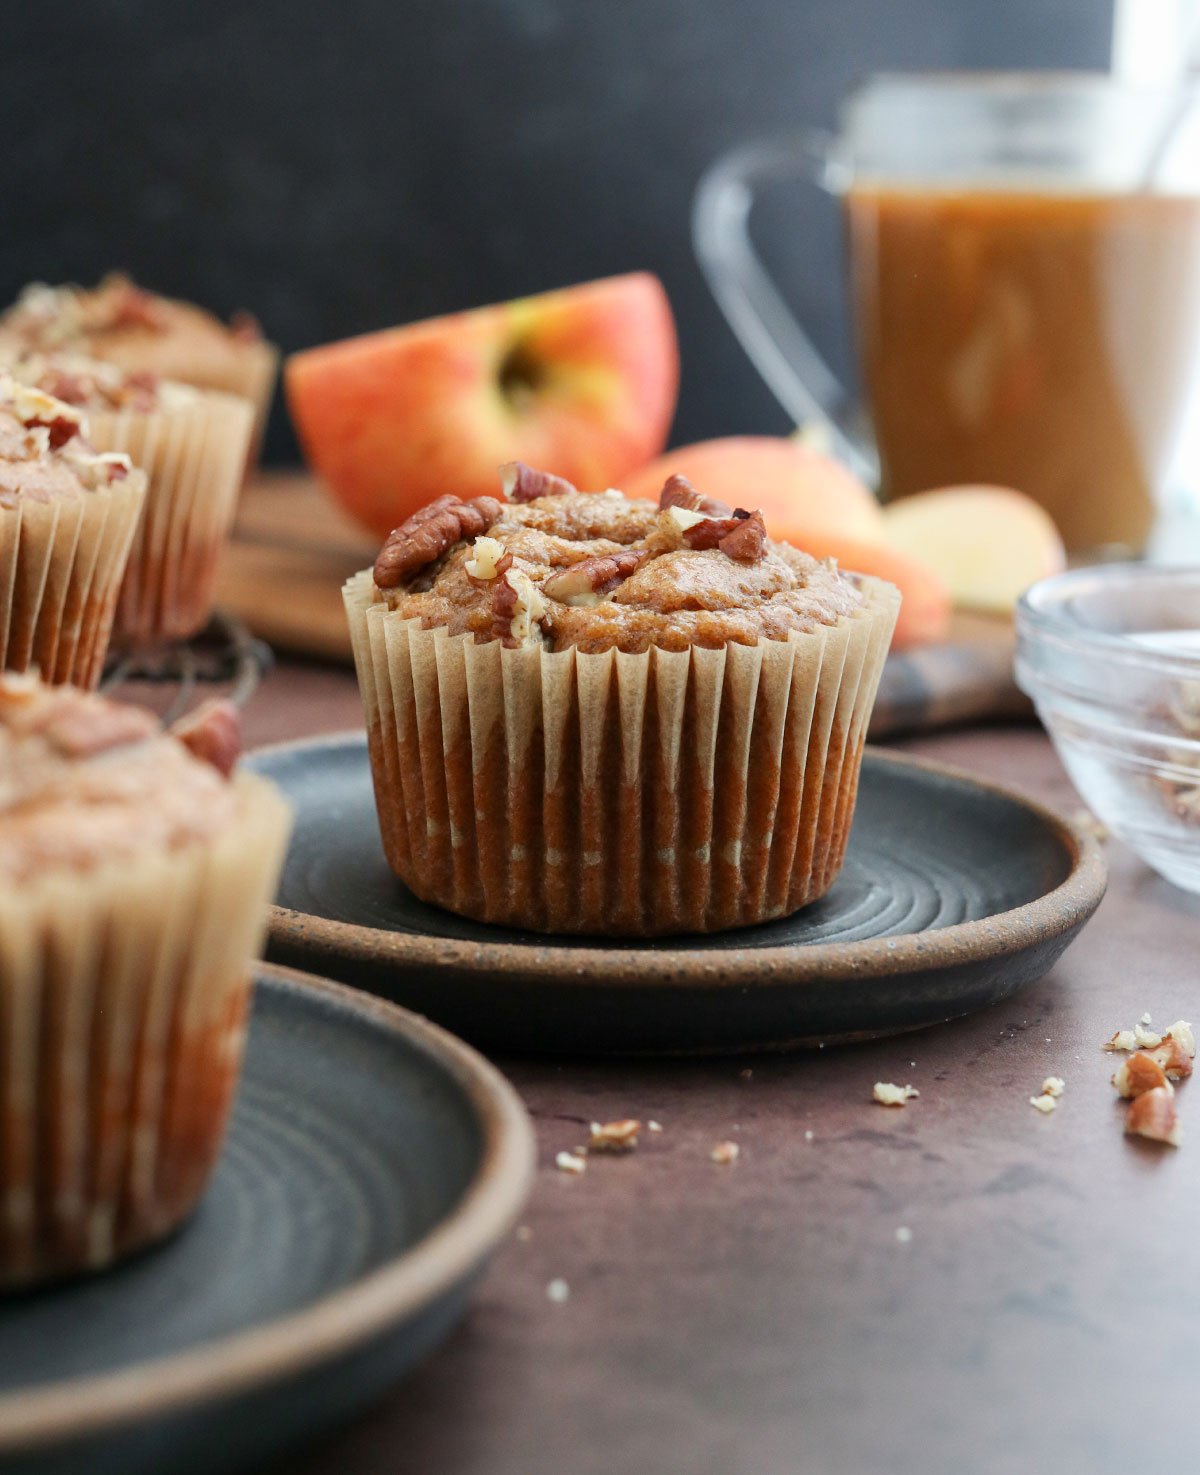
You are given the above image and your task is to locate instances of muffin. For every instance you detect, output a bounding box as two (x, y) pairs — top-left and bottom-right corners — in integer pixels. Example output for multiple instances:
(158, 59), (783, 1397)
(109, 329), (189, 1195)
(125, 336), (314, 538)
(0, 677), (291, 1286)
(11, 355), (254, 645)
(0, 275), (277, 464)
(0, 374), (145, 688)
(344, 463), (900, 936)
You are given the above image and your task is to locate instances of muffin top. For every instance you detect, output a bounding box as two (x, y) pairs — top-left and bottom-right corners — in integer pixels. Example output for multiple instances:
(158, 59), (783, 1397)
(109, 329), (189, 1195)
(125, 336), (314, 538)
(0, 275), (264, 382)
(0, 676), (242, 885)
(0, 373), (134, 509)
(7, 353), (197, 415)
(370, 463), (865, 654)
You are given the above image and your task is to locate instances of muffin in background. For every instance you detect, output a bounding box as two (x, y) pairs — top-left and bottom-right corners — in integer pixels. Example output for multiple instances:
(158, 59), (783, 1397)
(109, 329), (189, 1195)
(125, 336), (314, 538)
(0, 374), (145, 687)
(11, 356), (254, 645)
(0, 677), (291, 1287)
(344, 464), (899, 937)
(0, 275), (277, 465)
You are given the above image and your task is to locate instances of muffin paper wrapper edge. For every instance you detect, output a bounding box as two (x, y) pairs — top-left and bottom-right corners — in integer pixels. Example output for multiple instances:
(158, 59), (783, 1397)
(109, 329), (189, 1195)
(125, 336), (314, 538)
(0, 774), (292, 1287)
(89, 391), (255, 645)
(345, 570), (900, 935)
(0, 473), (145, 688)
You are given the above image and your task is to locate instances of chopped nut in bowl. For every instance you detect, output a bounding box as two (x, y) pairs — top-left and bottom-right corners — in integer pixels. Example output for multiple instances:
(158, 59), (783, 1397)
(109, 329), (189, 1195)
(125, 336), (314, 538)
(1017, 564), (1200, 893)
(344, 464), (900, 935)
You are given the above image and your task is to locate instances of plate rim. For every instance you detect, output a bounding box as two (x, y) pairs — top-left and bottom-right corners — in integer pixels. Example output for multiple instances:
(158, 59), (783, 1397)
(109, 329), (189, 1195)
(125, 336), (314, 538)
(0, 963), (536, 1452)
(251, 731), (1108, 985)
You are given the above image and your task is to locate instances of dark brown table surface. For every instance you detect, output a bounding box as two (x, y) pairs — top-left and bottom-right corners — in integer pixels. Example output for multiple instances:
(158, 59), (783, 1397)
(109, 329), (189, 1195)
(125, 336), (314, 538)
(248, 659), (1199, 1475)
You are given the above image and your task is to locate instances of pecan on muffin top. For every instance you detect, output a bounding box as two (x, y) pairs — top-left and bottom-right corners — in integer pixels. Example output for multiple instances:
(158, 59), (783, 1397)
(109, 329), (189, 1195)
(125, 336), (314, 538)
(0, 275), (263, 383)
(371, 463), (864, 655)
(0, 373), (133, 508)
(7, 352), (198, 417)
(0, 677), (241, 885)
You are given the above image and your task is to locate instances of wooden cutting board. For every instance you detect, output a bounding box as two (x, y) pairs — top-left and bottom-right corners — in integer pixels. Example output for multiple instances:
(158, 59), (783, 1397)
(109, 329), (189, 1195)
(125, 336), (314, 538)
(217, 473), (1027, 737)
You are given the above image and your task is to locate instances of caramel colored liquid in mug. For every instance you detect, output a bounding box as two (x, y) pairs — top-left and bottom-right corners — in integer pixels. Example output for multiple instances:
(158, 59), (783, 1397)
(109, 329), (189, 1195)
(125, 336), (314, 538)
(845, 186), (1200, 551)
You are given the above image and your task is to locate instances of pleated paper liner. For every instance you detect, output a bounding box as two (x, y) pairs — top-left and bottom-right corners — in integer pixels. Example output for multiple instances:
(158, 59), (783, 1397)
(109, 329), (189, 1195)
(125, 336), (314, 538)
(0, 474), (146, 689)
(345, 570), (900, 936)
(0, 776), (291, 1289)
(88, 389), (254, 646)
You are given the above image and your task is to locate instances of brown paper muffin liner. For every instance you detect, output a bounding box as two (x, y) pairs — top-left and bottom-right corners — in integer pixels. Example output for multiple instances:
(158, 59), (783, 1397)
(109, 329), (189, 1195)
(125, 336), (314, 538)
(0, 473), (146, 689)
(0, 774), (291, 1288)
(344, 570), (900, 936)
(163, 340), (278, 471)
(88, 391), (254, 646)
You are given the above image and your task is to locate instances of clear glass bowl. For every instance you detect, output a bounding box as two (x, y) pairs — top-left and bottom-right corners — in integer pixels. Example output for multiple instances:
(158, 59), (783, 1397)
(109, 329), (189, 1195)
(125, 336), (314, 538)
(1016, 564), (1200, 893)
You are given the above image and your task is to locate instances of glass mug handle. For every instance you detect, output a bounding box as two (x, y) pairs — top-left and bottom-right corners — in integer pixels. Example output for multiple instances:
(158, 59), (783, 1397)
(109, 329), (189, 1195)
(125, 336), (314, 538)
(691, 131), (879, 487)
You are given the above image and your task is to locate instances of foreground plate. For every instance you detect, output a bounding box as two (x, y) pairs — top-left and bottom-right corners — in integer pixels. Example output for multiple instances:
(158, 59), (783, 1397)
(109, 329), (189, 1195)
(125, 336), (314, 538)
(0, 966), (534, 1475)
(250, 734), (1107, 1054)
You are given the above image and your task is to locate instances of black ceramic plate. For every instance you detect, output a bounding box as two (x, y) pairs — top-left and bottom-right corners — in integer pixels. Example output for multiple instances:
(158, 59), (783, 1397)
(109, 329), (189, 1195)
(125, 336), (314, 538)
(249, 734), (1106, 1055)
(0, 965), (534, 1475)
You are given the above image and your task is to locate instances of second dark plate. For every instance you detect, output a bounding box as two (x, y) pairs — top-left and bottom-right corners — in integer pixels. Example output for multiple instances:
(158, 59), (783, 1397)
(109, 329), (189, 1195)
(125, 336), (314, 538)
(249, 734), (1106, 1054)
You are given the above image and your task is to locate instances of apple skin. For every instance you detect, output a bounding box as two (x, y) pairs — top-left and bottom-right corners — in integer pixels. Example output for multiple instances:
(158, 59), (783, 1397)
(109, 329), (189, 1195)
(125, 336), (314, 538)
(286, 273), (678, 539)
(883, 485), (1066, 615)
(620, 436), (886, 544)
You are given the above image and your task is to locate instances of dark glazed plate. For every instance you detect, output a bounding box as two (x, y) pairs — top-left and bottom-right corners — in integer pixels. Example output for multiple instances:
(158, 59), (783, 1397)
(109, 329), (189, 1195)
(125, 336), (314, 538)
(0, 965), (534, 1475)
(249, 734), (1107, 1055)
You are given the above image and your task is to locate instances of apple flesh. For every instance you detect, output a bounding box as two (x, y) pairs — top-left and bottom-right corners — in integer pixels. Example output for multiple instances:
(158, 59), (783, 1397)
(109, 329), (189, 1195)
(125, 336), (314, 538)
(621, 436), (886, 545)
(883, 485), (1066, 615)
(784, 528), (952, 649)
(286, 273), (679, 539)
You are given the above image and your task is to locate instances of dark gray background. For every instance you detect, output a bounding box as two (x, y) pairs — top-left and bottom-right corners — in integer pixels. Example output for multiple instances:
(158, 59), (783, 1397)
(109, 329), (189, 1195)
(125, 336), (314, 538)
(1, 1), (1111, 462)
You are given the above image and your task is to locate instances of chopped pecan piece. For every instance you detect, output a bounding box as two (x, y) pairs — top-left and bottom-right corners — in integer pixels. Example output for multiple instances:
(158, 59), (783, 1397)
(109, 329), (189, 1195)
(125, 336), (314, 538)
(373, 495), (504, 586)
(1126, 1086), (1182, 1147)
(109, 277), (168, 331)
(589, 1119), (642, 1152)
(1111, 1050), (1170, 1099)
(465, 536), (513, 588)
(1151, 1036), (1194, 1082)
(543, 549), (650, 606)
(682, 507), (769, 561)
(172, 699), (241, 778)
(500, 461), (578, 503)
(718, 508), (768, 562)
(658, 473), (731, 518)
(488, 569), (520, 643)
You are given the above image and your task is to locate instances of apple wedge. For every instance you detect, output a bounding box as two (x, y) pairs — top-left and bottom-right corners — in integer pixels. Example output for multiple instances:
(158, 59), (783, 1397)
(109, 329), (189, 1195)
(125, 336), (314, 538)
(883, 485), (1066, 615)
(621, 436), (885, 545)
(286, 273), (678, 539)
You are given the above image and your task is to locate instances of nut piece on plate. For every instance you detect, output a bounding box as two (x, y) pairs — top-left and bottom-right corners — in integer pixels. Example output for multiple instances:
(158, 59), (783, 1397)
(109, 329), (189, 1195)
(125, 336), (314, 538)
(873, 1082), (919, 1108)
(555, 1151), (587, 1175)
(1162, 1020), (1196, 1059)
(1126, 1086), (1182, 1147)
(710, 1141), (740, 1165)
(1150, 1036), (1194, 1083)
(1041, 1076), (1065, 1098)
(1102, 1029), (1138, 1053)
(589, 1119), (642, 1153)
(1111, 1051), (1170, 1100)
(1029, 1093), (1058, 1114)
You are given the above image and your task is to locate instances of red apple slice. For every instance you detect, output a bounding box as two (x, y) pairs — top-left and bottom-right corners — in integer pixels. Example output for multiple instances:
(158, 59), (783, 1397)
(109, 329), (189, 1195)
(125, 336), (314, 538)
(286, 273), (678, 538)
(883, 485), (1066, 615)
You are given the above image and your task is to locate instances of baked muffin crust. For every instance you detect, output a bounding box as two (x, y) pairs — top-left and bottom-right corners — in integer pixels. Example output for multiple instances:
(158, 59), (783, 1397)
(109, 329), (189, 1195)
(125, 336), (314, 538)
(0, 677), (238, 884)
(373, 468), (863, 654)
(0, 373), (133, 508)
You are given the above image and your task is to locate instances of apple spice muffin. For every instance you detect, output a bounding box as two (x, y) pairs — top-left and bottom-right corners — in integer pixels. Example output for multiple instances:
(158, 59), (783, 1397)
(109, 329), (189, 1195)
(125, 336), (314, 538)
(345, 464), (900, 935)
(10, 355), (254, 645)
(0, 275), (277, 464)
(0, 676), (291, 1287)
(0, 374), (146, 688)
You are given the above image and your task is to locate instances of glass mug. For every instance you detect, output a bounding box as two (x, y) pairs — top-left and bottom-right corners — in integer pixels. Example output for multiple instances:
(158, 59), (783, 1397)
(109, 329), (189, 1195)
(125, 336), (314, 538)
(693, 72), (1200, 554)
